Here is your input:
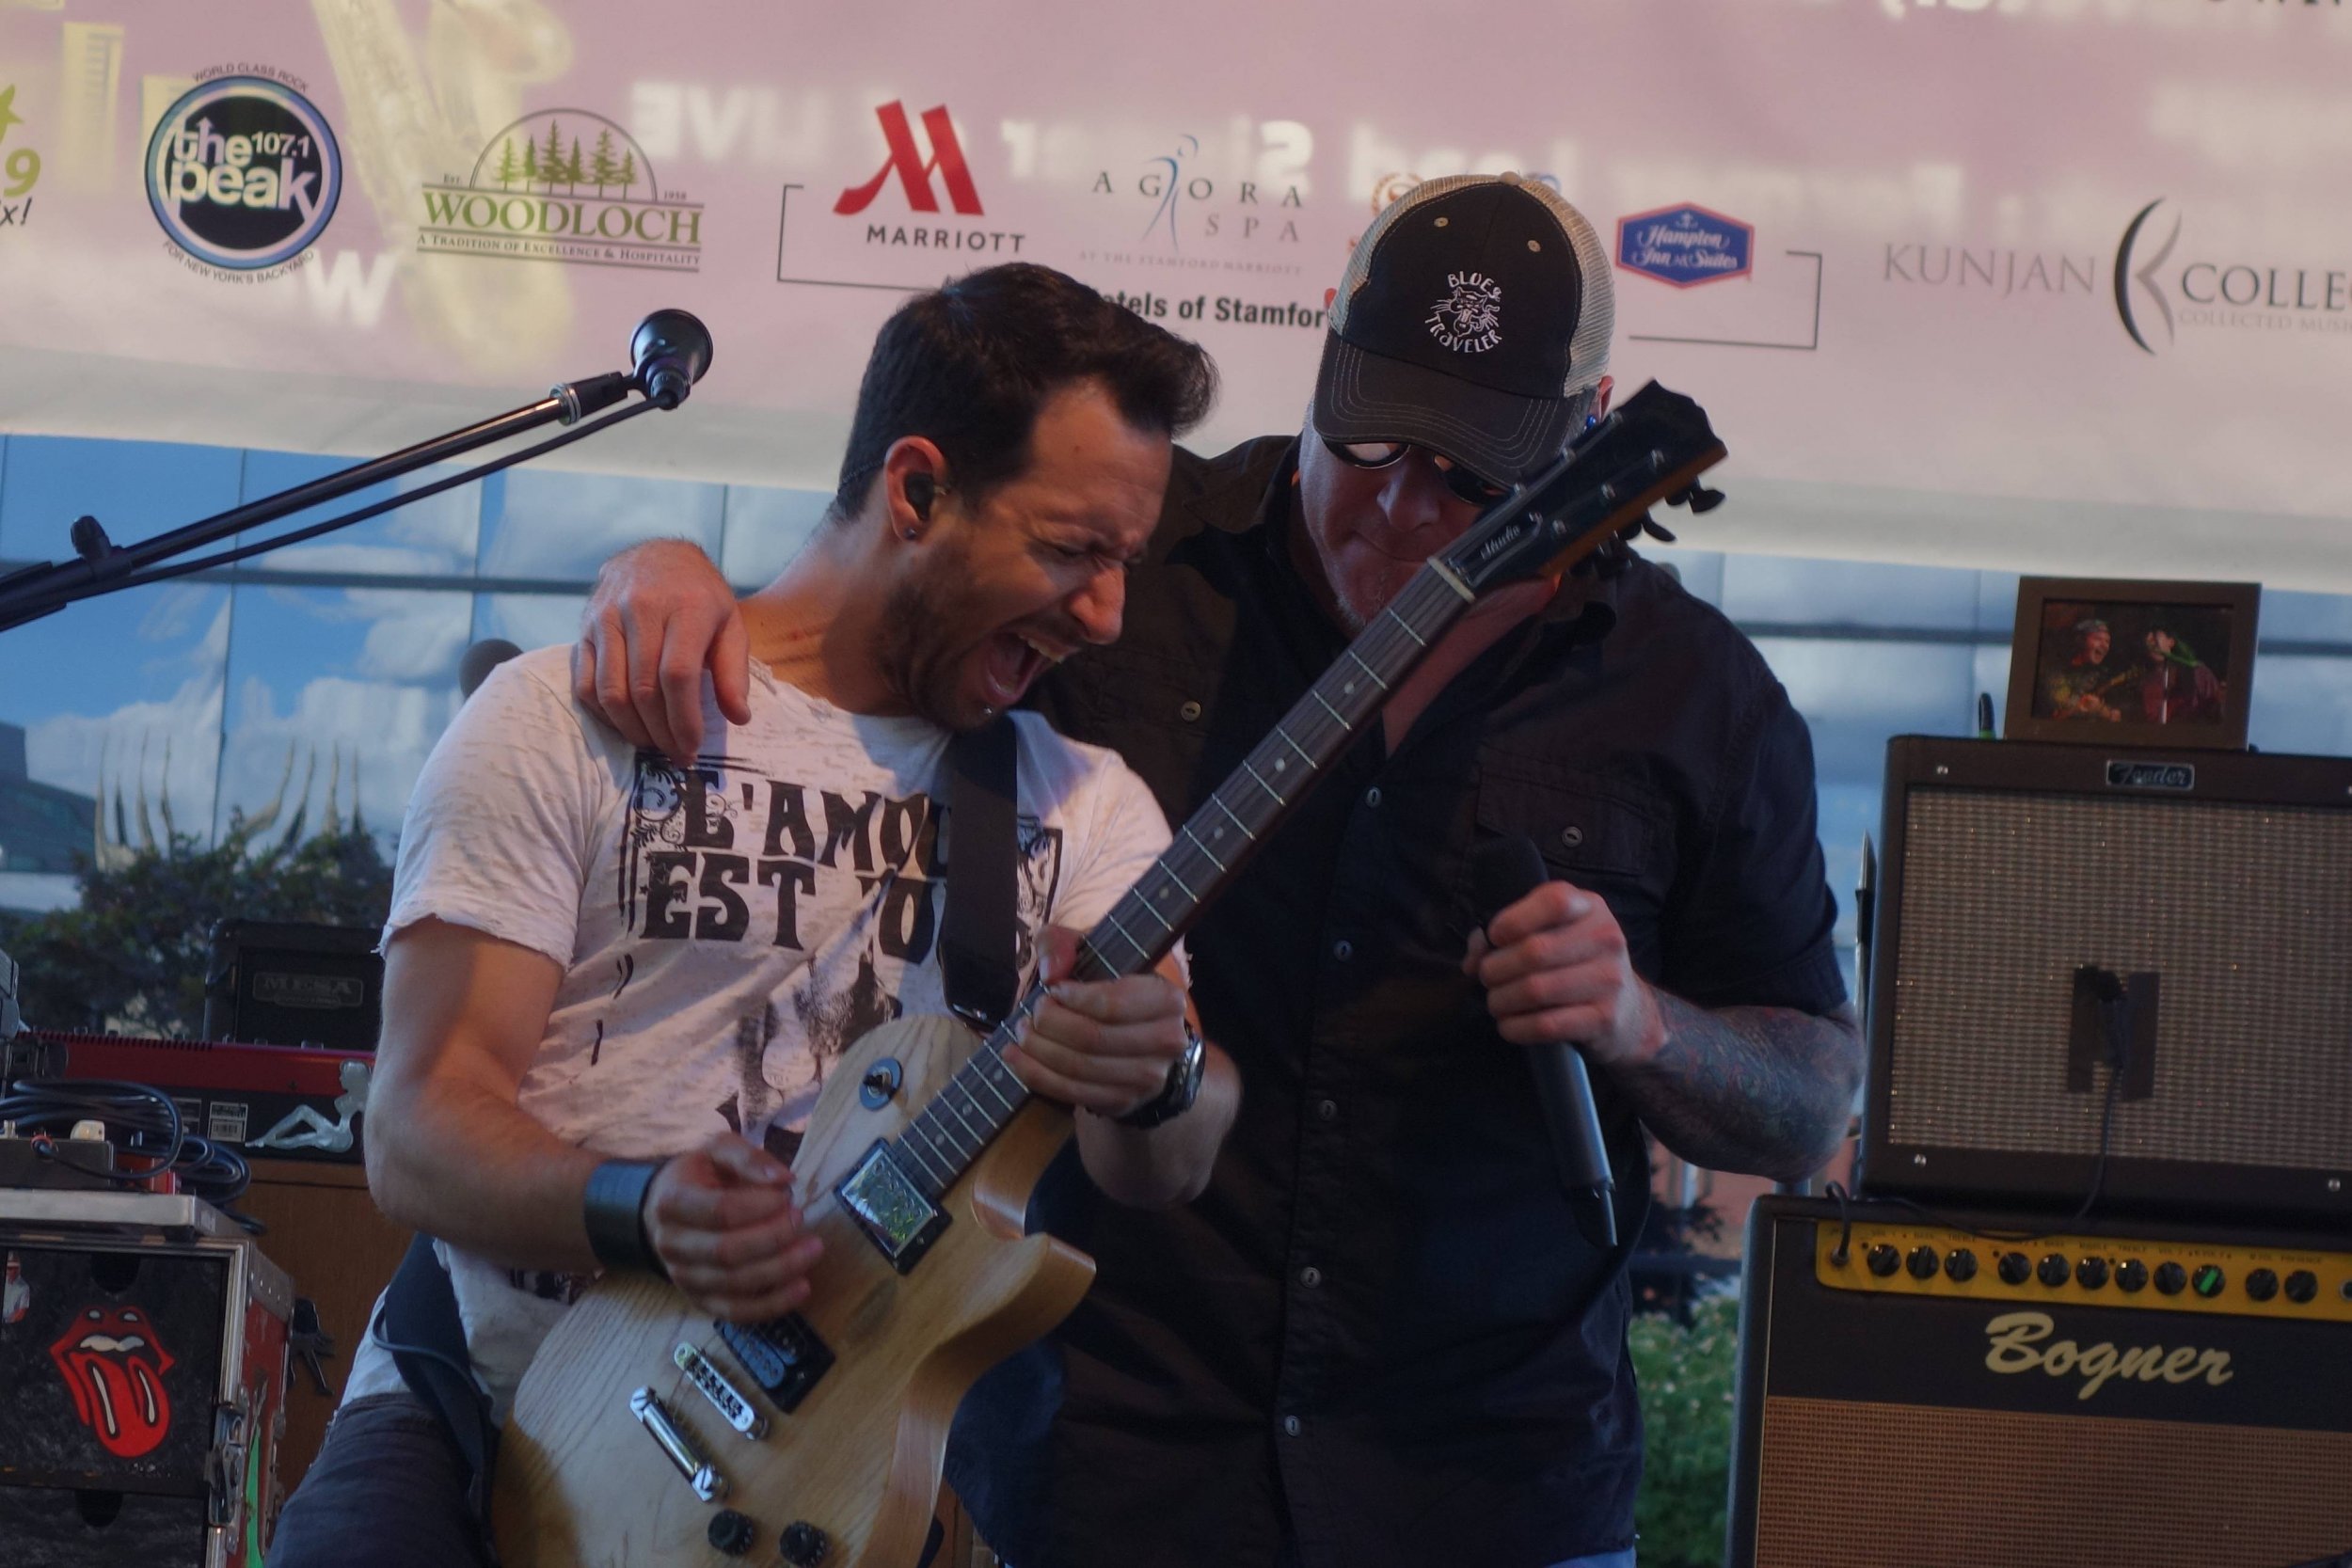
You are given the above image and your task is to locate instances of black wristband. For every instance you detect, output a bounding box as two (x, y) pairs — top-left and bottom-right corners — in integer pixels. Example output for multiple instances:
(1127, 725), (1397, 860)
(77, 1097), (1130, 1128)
(582, 1159), (667, 1276)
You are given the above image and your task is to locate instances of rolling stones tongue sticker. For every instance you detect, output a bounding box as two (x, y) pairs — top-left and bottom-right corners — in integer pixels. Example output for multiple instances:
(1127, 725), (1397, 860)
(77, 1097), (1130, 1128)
(50, 1305), (176, 1458)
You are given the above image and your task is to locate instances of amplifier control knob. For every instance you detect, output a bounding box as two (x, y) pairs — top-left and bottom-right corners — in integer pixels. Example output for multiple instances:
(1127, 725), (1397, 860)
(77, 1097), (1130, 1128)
(2037, 1254), (2071, 1289)
(1867, 1243), (1901, 1277)
(2115, 1259), (2150, 1293)
(1906, 1245), (1941, 1281)
(2245, 1268), (2279, 1303)
(2154, 1261), (2187, 1295)
(2075, 1256), (2109, 1291)
(2284, 1270), (2319, 1305)
(1997, 1252), (2033, 1286)
(2191, 1264), (2227, 1299)
(1945, 1248), (1979, 1283)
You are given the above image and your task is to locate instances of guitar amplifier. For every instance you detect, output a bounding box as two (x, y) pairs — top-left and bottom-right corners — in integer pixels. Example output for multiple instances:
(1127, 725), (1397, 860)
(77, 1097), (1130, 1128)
(1727, 1196), (2352, 1568)
(0, 1190), (293, 1567)
(19, 1031), (373, 1166)
(199, 920), (382, 1053)
(1859, 736), (2352, 1224)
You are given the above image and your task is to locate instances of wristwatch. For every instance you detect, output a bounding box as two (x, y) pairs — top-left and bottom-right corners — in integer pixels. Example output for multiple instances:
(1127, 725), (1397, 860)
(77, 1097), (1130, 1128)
(1116, 1021), (1207, 1130)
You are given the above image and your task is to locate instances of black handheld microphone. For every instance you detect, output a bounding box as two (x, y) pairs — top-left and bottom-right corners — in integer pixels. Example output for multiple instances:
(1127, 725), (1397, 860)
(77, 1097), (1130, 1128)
(1469, 834), (1619, 1250)
(629, 309), (714, 409)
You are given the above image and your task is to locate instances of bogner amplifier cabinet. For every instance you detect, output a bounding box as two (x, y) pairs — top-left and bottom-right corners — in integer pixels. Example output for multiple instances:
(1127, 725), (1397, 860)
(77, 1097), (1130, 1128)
(1727, 1196), (2352, 1568)
(1859, 736), (2352, 1224)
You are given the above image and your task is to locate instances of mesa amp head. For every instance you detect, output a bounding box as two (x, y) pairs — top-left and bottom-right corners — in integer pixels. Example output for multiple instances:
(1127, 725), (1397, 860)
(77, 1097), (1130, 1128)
(199, 921), (381, 1054)
(1727, 1196), (2352, 1568)
(1860, 736), (2352, 1224)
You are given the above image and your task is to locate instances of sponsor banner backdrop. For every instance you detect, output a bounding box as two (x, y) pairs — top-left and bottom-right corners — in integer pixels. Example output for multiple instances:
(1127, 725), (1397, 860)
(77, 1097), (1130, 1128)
(0, 1), (2347, 587)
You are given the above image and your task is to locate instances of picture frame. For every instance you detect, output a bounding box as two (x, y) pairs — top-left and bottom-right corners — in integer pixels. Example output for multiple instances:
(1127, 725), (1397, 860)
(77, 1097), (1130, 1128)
(2003, 578), (2260, 749)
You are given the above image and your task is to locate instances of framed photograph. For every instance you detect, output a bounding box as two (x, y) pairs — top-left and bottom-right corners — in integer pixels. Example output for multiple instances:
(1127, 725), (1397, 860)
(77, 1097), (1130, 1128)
(2003, 578), (2261, 749)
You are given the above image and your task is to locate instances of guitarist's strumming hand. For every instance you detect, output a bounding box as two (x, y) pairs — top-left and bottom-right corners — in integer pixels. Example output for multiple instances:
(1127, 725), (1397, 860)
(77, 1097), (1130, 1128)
(642, 1133), (824, 1323)
(1004, 927), (1192, 1119)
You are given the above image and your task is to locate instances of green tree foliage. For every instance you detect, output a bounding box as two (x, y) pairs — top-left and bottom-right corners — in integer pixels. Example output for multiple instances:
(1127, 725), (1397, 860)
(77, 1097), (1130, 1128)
(1629, 1293), (1740, 1568)
(0, 817), (393, 1038)
(494, 136), (522, 187)
(589, 128), (621, 193)
(539, 119), (567, 188)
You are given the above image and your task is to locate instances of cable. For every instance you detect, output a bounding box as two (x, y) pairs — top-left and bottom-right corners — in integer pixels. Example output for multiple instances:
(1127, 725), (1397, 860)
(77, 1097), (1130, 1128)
(1832, 1051), (2129, 1246)
(0, 1076), (252, 1212)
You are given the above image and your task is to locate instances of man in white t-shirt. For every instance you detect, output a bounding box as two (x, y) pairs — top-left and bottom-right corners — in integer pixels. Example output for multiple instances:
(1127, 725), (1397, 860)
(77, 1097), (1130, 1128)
(268, 263), (1235, 1568)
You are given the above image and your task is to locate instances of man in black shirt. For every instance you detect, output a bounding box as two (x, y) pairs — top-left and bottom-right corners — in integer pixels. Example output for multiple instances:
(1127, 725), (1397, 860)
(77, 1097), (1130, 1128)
(575, 176), (1861, 1568)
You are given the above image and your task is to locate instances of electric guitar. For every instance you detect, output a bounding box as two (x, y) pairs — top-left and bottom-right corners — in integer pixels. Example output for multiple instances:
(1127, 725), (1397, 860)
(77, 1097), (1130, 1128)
(490, 382), (1728, 1568)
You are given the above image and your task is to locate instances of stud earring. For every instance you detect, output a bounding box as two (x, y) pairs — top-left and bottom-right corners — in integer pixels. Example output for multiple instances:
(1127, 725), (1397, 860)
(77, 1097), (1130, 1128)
(902, 526), (921, 541)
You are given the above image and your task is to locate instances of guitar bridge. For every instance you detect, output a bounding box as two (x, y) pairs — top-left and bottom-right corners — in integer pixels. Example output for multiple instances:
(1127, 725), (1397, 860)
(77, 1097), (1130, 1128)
(834, 1139), (949, 1274)
(716, 1312), (834, 1413)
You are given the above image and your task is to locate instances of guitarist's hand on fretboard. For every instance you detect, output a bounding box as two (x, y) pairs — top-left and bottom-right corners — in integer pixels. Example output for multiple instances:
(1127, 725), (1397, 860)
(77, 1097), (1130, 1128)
(1002, 926), (1190, 1121)
(643, 1133), (827, 1323)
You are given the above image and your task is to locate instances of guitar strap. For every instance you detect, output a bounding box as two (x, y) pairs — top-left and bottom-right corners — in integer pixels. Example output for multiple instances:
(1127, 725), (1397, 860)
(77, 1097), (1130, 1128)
(378, 1235), (501, 1535)
(939, 712), (1022, 1032)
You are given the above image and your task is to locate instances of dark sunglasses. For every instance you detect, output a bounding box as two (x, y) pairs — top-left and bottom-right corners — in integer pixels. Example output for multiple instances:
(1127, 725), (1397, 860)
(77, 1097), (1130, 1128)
(1321, 437), (1512, 507)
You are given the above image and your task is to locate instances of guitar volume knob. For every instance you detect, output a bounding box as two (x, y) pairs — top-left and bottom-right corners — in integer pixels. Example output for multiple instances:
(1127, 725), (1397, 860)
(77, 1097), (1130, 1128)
(707, 1509), (755, 1557)
(778, 1521), (831, 1566)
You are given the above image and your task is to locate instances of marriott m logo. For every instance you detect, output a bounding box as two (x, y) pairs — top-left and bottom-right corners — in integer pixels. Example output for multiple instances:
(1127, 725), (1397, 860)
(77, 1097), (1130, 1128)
(834, 102), (982, 217)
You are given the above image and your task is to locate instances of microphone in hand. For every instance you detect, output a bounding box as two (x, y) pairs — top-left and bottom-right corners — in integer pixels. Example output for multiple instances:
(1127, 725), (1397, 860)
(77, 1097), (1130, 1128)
(1468, 833), (1619, 1250)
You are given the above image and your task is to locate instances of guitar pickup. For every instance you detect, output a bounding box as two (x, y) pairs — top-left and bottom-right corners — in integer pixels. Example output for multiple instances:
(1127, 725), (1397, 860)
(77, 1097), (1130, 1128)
(716, 1312), (834, 1413)
(834, 1139), (950, 1274)
(675, 1342), (768, 1437)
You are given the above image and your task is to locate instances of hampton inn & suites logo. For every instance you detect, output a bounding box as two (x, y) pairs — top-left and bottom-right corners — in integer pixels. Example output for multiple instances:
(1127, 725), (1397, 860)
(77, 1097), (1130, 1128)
(1615, 203), (1753, 288)
(146, 71), (340, 278)
(421, 111), (702, 272)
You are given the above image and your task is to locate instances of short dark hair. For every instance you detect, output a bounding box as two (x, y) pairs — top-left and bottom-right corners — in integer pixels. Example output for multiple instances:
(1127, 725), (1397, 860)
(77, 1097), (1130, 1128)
(832, 262), (1216, 520)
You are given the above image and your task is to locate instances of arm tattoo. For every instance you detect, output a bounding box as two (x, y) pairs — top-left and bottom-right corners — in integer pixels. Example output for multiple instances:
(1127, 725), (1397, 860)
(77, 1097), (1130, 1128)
(1618, 995), (1864, 1183)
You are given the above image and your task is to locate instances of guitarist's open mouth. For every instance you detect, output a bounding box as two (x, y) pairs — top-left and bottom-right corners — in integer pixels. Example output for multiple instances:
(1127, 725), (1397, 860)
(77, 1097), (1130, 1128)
(977, 628), (1073, 710)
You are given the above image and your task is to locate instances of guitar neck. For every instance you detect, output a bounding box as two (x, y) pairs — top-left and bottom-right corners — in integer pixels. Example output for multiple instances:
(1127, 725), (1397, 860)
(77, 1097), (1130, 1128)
(885, 379), (1725, 1200)
(886, 563), (1474, 1198)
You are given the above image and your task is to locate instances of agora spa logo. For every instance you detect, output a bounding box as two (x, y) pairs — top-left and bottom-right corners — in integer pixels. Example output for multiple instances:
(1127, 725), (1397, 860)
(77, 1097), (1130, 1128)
(421, 109), (704, 273)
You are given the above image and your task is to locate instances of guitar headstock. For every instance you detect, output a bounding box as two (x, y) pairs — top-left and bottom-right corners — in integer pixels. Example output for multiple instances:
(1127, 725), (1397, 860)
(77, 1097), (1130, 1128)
(1439, 382), (1727, 597)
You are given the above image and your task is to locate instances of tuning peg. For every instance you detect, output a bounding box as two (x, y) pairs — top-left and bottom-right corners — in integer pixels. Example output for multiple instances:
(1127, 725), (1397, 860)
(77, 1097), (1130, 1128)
(1637, 512), (1677, 545)
(1668, 482), (1726, 515)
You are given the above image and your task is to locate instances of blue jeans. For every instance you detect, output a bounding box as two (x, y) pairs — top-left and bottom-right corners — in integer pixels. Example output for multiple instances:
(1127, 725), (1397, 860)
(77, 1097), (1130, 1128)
(271, 1392), (952, 1568)
(267, 1393), (490, 1568)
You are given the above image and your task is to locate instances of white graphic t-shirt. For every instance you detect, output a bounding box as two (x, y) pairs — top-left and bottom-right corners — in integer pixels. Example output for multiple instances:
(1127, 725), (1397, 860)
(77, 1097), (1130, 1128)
(341, 646), (1174, 1418)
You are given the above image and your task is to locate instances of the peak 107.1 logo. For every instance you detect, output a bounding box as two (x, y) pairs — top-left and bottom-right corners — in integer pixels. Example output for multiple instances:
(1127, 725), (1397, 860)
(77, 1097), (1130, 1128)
(145, 74), (340, 277)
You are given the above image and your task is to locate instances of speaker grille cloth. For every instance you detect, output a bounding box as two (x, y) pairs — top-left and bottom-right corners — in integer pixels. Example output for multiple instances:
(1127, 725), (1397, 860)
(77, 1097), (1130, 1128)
(1755, 1395), (2352, 1568)
(1887, 790), (2352, 1165)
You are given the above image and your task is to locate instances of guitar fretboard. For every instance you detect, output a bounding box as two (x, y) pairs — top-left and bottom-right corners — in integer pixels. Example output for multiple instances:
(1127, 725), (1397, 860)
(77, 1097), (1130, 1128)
(882, 564), (1471, 1199)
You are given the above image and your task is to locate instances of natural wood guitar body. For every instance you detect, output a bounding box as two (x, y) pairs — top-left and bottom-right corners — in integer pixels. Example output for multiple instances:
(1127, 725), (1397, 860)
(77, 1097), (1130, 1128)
(492, 1014), (1093, 1568)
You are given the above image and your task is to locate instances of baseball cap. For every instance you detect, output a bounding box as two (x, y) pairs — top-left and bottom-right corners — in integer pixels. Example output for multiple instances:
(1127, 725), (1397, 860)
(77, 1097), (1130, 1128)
(1314, 172), (1613, 484)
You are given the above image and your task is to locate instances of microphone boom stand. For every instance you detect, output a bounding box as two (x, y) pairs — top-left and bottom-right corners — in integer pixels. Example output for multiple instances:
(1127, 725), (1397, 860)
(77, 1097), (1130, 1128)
(0, 309), (710, 634)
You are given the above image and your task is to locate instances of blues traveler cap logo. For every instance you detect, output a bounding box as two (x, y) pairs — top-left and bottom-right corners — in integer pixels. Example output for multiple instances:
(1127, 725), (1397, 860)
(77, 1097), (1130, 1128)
(146, 75), (340, 272)
(1427, 270), (1502, 353)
